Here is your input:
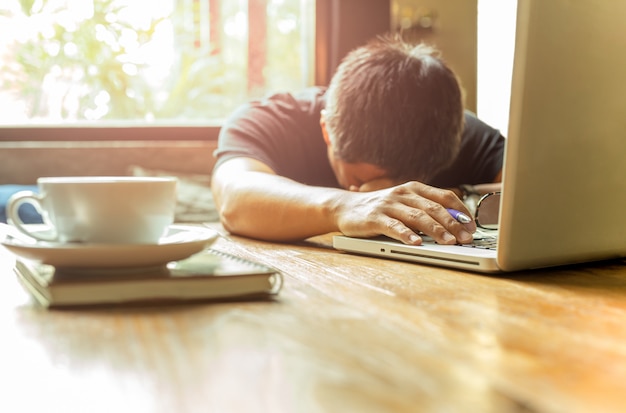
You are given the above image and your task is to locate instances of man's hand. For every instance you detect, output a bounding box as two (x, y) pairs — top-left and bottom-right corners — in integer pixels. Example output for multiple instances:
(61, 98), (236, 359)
(336, 181), (476, 245)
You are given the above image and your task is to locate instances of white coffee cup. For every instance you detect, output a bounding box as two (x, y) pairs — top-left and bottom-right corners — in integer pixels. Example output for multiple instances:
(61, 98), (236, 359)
(6, 176), (178, 244)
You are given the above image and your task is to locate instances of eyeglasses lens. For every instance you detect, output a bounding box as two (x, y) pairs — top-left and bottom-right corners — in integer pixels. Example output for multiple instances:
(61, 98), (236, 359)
(475, 192), (500, 230)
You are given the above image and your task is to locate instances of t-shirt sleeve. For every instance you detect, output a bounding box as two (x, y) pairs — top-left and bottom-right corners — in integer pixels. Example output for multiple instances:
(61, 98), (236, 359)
(212, 88), (337, 186)
(428, 111), (506, 188)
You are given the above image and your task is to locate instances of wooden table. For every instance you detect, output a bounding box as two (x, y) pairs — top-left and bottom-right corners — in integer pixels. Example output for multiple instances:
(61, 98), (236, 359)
(2, 224), (626, 413)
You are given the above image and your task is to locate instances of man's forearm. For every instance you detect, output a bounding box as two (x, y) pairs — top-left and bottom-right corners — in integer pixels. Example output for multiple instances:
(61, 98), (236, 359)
(213, 171), (345, 241)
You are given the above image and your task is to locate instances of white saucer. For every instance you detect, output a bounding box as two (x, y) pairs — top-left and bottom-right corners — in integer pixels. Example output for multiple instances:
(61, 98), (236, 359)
(0, 224), (219, 269)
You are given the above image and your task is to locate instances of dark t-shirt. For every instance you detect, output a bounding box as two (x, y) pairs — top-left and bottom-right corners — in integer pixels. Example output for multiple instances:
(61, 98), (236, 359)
(214, 87), (505, 188)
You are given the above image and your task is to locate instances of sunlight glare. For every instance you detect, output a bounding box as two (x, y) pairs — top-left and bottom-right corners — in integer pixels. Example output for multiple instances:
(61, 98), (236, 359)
(224, 12), (248, 38)
(477, 0), (517, 135)
(277, 17), (297, 34)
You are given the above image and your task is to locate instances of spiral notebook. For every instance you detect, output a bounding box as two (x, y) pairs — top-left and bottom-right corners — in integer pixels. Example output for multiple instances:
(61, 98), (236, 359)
(15, 249), (283, 307)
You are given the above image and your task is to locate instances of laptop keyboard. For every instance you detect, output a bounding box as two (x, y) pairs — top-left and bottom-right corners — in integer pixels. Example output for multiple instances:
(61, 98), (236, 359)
(420, 231), (498, 250)
(460, 232), (498, 250)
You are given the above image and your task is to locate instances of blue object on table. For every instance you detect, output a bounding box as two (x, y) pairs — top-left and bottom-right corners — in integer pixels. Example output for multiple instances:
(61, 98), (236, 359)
(0, 185), (44, 224)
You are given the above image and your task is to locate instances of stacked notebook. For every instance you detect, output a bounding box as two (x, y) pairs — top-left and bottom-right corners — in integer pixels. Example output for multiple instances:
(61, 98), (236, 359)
(14, 249), (283, 308)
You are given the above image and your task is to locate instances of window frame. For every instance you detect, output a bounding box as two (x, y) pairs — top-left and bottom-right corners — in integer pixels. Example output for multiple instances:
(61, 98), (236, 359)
(0, 0), (390, 143)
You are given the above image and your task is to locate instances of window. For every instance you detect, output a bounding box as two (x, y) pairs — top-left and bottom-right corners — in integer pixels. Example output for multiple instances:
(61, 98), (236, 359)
(0, 0), (315, 127)
(477, 0), (517, 135)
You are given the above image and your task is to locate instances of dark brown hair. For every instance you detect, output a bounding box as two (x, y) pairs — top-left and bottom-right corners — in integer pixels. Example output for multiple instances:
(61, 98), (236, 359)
(324, 36), (464, 182)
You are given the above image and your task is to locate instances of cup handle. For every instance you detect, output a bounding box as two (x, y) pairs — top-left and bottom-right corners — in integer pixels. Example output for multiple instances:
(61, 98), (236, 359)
(6, 191), (58, 242)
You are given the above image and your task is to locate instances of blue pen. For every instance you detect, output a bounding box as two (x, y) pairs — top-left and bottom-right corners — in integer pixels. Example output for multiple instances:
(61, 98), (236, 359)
(446, 208), (472, 224)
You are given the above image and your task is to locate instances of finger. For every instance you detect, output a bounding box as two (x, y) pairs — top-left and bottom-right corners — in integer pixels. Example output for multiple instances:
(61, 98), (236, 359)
(416, 184), (472, 216)
(396, 184), (476, 242)
(434, 206), (475, 243)
(378, 217), (424, 245)
(394, 200), (474, 245)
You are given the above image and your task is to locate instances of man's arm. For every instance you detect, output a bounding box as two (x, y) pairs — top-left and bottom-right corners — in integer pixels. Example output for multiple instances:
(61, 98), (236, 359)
(211, 157), (476, 245)
(452, 169), (503, 198)
(469, 169), (503, 194)
(448, 170), (503, 215)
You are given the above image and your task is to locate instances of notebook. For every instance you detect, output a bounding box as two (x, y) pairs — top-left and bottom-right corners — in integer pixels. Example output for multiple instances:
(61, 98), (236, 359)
(15, 249), (283, 307)
(334, 0), (626, 273)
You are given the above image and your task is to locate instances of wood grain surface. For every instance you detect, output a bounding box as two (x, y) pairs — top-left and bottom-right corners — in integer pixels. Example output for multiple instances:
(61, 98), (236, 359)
(2, 223), (626, 413)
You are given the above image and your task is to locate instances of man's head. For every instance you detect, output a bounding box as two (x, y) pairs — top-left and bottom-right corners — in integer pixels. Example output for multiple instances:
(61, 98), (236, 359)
(321, 36), (465, 188)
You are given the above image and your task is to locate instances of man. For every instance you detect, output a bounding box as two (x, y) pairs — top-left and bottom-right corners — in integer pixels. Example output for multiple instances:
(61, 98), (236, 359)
(211, 37), (504, 245)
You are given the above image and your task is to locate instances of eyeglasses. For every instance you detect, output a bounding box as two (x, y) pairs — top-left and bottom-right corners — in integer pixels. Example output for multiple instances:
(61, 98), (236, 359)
(474, 191), (500, 230)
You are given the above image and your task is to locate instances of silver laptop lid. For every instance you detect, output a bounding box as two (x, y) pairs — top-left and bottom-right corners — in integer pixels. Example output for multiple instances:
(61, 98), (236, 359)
(497, 0), (626, 271)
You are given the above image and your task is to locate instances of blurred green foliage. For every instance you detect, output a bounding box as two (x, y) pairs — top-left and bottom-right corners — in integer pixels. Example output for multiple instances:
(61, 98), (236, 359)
(1, 0), (310, 122)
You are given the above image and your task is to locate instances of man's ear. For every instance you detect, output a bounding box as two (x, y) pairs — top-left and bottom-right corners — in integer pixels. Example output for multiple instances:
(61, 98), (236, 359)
(320, 110), (331, 146)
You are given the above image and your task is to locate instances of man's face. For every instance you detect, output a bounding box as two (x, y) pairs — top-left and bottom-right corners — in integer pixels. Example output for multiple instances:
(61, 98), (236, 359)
(328, 153), (399, 192)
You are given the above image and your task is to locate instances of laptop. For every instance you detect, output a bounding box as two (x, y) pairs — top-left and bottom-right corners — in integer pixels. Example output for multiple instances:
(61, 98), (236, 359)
(333, 0), (626, 273)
